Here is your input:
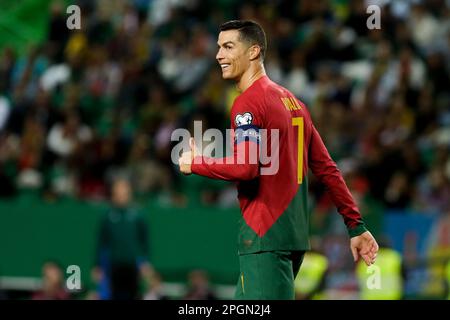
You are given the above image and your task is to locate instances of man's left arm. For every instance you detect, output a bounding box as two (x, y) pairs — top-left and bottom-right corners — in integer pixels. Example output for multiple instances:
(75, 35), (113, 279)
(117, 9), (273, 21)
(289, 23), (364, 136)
(308, 125), (378, 265)
(308, 125), (366, 235)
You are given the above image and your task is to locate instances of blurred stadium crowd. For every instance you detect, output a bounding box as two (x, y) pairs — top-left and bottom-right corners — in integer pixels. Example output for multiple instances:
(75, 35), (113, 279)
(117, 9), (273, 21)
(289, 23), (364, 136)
(0, 0), (449, 299)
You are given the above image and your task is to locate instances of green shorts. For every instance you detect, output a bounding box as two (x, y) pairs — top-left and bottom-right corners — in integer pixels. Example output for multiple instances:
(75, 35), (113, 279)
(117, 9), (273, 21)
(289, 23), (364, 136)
(234, 250), (305, 300)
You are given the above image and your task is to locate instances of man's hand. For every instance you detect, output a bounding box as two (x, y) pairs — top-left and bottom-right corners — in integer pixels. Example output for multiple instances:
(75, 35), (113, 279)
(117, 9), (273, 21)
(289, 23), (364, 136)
(350, 231), (379, 266)
(178, 138), (197, 175)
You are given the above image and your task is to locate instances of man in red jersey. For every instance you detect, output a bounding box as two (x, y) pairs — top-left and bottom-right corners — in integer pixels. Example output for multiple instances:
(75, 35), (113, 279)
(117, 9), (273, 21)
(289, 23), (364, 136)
(178, 20), (378, 299)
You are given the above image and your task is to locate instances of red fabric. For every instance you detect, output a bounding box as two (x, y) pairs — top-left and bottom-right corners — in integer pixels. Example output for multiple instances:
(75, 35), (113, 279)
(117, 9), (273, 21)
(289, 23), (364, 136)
(192, 140), (259, 181)
(308, 125), (362, 229)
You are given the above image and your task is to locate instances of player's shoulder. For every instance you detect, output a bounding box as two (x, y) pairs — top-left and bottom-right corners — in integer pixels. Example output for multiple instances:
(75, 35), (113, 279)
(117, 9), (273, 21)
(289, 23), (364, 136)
(231, 95), (261, 128)
(231, 79), (269, 127)
(231, 86), (260, 112)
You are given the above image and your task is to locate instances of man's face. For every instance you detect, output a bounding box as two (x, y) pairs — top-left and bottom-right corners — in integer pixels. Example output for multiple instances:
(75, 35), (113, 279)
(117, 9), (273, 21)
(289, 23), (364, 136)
(216, 30), (251, 80)
(112, 179), (131, 207)
(43, 263), (63, 290)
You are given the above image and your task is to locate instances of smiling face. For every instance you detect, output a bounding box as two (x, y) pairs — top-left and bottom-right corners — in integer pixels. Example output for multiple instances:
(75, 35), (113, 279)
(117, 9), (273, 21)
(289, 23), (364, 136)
(216, 29), (252, 81)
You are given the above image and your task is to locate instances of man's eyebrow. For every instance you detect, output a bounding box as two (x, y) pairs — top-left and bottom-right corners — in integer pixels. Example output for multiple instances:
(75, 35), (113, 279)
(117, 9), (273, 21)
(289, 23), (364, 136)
(217, 41), (234, 47)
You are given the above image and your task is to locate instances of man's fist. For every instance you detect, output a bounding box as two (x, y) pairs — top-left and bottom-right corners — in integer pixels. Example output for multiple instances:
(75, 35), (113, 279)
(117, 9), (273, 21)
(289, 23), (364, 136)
(179, 151), (193, 175)
(178, 138), (197, 175)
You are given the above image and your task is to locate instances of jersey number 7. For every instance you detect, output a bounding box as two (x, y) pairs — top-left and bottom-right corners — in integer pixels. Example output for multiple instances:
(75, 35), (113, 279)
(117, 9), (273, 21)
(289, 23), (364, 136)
(292, 117), (304, 185)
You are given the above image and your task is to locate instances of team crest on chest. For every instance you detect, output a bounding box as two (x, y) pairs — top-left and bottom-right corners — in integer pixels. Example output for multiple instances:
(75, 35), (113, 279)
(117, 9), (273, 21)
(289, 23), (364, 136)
(235, 112), (253, 126)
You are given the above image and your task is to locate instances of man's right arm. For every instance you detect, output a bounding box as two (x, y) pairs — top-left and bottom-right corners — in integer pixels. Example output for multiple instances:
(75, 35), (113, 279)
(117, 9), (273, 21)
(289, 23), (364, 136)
(191, 140), (259, 181)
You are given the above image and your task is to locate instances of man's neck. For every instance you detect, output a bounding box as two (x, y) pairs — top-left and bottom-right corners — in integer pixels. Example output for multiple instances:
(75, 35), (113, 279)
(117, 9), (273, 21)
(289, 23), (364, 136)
(237, 63), (266, 92)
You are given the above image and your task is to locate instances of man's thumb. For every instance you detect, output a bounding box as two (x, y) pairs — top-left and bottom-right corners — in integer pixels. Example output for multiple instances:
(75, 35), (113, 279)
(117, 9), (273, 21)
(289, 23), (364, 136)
(351, 246), (359, 262)
(189, 138), (197, 156)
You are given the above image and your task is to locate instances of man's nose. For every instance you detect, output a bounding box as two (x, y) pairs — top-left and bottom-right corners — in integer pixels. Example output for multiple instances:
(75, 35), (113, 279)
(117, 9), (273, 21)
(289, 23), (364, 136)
(216, 48), (223, 61)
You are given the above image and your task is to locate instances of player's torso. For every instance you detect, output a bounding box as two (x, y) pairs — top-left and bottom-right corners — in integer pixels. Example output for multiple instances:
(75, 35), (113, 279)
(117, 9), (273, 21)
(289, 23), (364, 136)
(234, 78), (312, 253)
(237, 79), (310, 201)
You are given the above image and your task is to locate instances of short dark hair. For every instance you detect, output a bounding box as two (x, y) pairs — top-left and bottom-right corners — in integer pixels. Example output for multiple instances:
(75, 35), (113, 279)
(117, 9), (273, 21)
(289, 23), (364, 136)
(219, 20), (267, 60)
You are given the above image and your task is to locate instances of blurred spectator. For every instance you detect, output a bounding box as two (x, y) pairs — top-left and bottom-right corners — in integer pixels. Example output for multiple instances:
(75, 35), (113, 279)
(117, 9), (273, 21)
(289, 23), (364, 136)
(424, 210), (450, 298)
(416, 166), (450, 214)
(0, 95), (11, 131)
(183, 270), (217, 300)
(294, 238), (328, 300)
(93, 177), (153, 300)
(47, 0), (71, 62)
(0, 133), (18, 197)
(46, 111), (92, 159)
(446, 259), (450, 300)
(32, 261), (70, 300)
(384, 171), (411, 209)
(143, 271), (169, 300)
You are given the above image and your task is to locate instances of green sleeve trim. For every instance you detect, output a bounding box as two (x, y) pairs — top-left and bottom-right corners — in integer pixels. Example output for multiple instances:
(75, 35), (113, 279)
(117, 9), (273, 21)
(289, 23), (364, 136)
(348, 223), (368, 238)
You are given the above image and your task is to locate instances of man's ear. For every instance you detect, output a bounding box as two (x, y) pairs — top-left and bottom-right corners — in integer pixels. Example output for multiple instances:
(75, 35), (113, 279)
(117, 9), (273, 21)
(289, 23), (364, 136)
(248, 45), (261, 61)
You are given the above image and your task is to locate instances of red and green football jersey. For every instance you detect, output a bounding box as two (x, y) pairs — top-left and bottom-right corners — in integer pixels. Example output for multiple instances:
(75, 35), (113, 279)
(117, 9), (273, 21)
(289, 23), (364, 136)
(192, 76), (367, 254)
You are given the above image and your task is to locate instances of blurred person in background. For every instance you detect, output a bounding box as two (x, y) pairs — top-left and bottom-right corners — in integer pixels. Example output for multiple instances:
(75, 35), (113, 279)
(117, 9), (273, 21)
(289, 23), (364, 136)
(424, 209), (450, 298)
(294, 238), (329, 300)
(446, 259), (450, 300)
(142, 271), (169, 300)
(179, 20), (378, 300)
(32, 260), (70, 300)
(183, 269), (217, 300)
(92, 177), (153, 300)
